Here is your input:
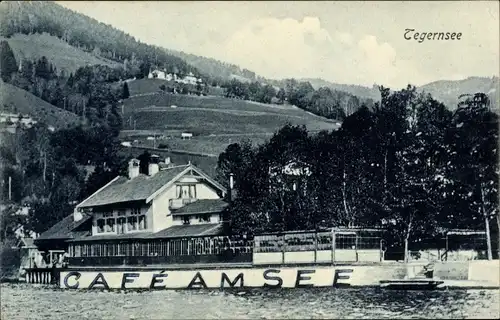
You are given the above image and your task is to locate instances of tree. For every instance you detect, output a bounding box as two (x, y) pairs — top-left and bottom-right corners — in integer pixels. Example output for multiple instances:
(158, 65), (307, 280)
(446, 93), (498, 260)
(122, 82), (130, 99)
(277, 88), (286, 104)
(0, 204), (29, 241)
(0, 40), (18, 82)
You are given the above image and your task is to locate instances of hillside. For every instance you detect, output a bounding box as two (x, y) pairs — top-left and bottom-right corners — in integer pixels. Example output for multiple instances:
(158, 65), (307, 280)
(0, 80), (81, 129)
(301, 76), (499, 111)
(164, 49), (256, 83)
(120, 79), (340, 154)
(0, 1), (200, 79)
(419, 76), (499, 111)
(301, 78), (382, 101)
(0, 33), (119, 75)
(124, 80), (338, 133)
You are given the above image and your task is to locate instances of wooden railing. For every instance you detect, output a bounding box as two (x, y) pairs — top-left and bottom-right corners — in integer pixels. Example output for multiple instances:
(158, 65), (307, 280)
(24, 268), (63, 284)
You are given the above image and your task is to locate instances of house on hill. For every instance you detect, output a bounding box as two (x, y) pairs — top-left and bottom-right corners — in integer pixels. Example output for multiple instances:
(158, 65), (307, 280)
(35, 158), (233, 266)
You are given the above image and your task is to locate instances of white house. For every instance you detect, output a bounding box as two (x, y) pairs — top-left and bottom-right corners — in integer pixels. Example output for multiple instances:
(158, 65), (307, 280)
(36, 159), (229, 245)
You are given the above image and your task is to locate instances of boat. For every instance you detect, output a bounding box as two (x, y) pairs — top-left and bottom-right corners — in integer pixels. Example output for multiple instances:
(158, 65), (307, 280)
(379, 278), (445, 290)
(379, 262), (445, 290)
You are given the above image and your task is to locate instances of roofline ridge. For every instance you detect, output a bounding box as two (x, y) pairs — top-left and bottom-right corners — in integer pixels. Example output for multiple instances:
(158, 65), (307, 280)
(76, 176), (121, 209)
(162, 164), (190, 170)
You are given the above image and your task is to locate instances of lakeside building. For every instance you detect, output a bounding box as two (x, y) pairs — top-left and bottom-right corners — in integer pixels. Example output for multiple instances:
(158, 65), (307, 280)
(34, 158), (243, 267)
(32, 155), (490, 270)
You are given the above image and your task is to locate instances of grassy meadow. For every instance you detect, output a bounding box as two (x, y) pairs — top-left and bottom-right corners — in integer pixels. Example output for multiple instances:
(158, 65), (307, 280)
(121, 79), (341, 155)
(2, 33), (119, 74)
(0, 81), (82, 129)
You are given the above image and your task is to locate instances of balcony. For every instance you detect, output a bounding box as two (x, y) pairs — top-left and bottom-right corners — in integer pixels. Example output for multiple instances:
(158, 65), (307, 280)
(169, 198), (198, 210)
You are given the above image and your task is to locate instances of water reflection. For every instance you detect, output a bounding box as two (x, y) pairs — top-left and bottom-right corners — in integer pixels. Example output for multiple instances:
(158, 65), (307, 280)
(1, 284), (499, 319)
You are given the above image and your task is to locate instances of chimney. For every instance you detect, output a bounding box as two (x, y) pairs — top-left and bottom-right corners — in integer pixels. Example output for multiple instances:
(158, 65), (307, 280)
(73, 208), (83, 222)
(148, 163), (159, 176)
(128, 158), (140, 179)
(148, 154), (160, 176)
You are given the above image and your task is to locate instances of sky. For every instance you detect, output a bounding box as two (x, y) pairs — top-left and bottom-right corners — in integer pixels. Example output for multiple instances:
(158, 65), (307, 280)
(57, 1), (499, 88)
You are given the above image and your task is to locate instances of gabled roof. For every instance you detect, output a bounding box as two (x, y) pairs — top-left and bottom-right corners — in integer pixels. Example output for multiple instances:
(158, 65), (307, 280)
(67, 224), (224, 242)
(171, 199), (228, 215)
(77, 164), (226, 208)
(150, 223), (223, 239)
(36, 213), (92, 242)
(16, 238), (36, 248)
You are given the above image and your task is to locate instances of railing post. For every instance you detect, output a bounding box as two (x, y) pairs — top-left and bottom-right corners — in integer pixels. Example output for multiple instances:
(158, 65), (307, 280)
(314, 232), (318, 263)
(331, 230), (336, 265)
(281, 234), (285, 264)
(445, 234), (449, 262)
(355, 233), (358, 262)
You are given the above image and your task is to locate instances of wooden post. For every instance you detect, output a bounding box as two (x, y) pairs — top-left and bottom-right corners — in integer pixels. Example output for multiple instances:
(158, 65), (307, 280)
(332, 230), (336, 265)
(8, 176), (12, 201)
(445, 234), (449, 262)
(281, 234), (285, 264)
(314, 232), (318, 263)
(355, 233), (359, 262)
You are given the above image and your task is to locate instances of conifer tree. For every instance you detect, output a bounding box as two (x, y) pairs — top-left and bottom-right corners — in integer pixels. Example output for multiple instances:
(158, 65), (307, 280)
(0, 41), (18, 82)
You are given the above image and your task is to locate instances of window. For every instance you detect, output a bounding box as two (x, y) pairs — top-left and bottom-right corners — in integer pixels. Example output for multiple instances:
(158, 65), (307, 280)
(96, 219), (105, 233)
(93, 207), (147, 235)
(176, 184), (197, 199)
(138, 215), (147, 230)
(183, 216), (191, 225)
(117, 218), (126, 234)
(198, 215), (210, 223)
(128, 216), (138, 231)
(105, 218), (115, 232)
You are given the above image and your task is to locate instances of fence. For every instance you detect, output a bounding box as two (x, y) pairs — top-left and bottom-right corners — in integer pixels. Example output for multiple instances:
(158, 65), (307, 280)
(67, 235), (254, 266)
(383, 231), (490, 262)
(415, 232), (488, 262)
(253, 229), (384, 265)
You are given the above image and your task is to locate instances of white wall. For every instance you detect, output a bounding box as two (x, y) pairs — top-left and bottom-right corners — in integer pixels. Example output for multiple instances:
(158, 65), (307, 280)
(151, 174), (223, 232)
(151, 185), (176, 232)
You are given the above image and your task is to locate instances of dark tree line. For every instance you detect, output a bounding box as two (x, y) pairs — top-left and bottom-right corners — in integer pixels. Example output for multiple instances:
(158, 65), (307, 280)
(2, 40), (126, 132)
(217, 87), (499, 261)
(0, 123), (127, 238)
(222, 79), (277, 104)
(221, 77), (373, 120)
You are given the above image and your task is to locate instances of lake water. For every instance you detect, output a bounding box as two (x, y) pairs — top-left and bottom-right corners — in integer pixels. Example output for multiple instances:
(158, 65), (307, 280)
(1, 284), (499, 319)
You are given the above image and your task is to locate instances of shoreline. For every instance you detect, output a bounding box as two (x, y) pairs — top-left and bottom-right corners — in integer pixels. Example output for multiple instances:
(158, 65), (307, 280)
(11, 260), (499, 290)
(2, 280), (499, 290)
